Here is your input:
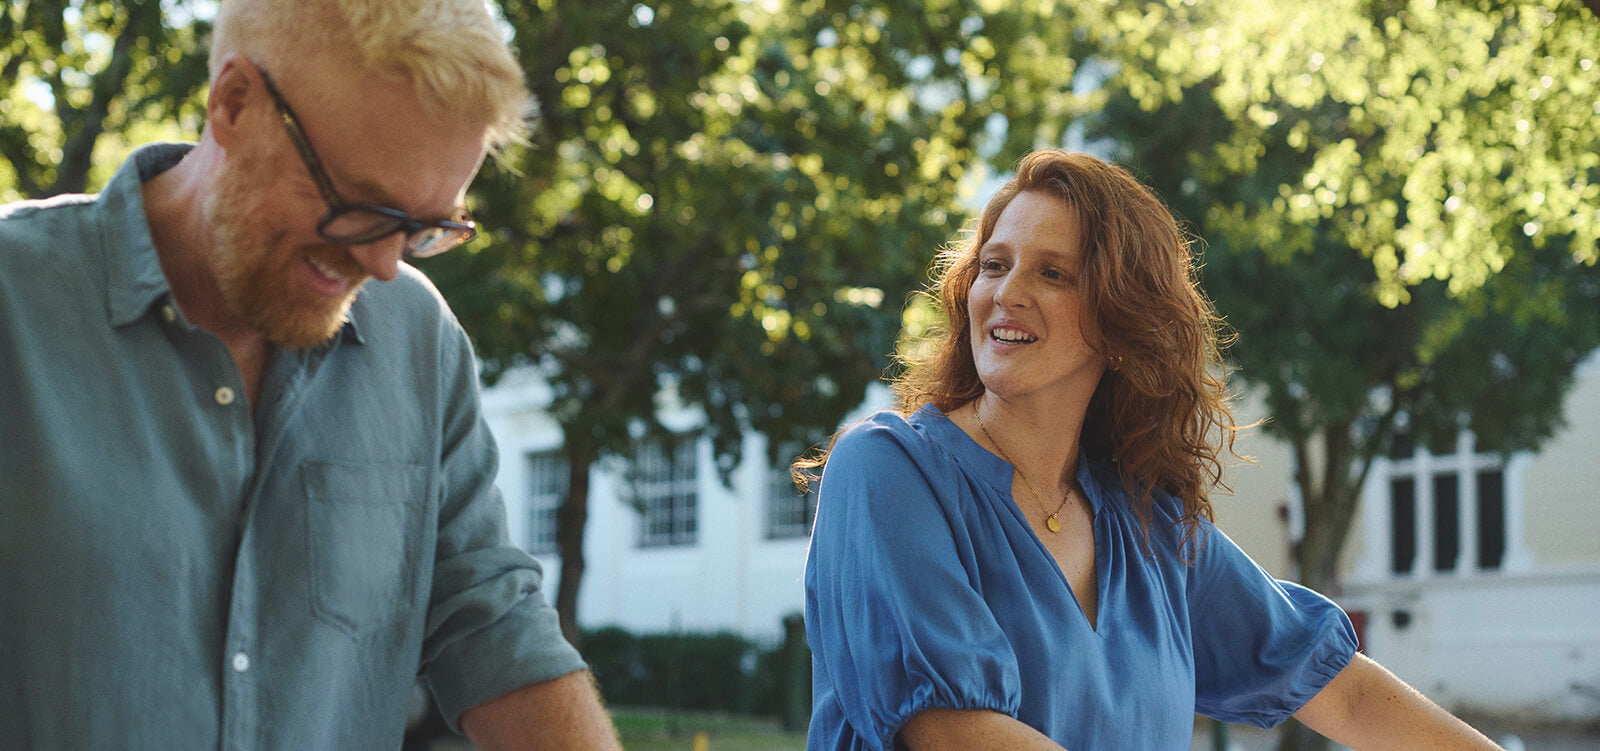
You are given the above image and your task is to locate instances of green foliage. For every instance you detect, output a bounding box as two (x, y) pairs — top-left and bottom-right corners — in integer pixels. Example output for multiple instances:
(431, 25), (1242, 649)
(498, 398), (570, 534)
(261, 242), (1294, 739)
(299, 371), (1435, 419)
(1094, 0), (1600, 300)
(424, 0), (1103, 472)
(0, 0), (210, 200)
(582, 624), (810, 719)
(1090, 10), (1600, 608)
(1092, 6), (1600, 463)
(581, 627), (764, 713)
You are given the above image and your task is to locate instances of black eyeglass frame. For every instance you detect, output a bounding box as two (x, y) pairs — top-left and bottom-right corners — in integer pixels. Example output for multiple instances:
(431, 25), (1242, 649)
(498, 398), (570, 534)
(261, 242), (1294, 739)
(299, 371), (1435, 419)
(254, 64), (477, 258)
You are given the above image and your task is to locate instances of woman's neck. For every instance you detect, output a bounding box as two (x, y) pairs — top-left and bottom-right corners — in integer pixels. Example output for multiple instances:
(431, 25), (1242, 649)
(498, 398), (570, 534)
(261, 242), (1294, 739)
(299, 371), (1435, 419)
(963, 390), (1090, 493)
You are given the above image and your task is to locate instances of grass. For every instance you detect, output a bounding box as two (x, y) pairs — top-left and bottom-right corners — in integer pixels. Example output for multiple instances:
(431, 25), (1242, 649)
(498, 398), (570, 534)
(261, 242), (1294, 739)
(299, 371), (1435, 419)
(612, 707), (806, 751)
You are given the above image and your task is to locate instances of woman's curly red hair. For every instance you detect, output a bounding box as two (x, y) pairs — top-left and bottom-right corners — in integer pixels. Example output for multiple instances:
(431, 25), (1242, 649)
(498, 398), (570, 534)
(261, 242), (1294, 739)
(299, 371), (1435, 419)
(894, 149), (1241, 548)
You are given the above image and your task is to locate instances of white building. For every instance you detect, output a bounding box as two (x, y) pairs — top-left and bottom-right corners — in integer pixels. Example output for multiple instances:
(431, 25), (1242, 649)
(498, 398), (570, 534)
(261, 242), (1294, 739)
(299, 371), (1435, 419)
(1169, 349), (1600, 724)
(482, 352), (1600, 720)
(480, 372), (883, 645)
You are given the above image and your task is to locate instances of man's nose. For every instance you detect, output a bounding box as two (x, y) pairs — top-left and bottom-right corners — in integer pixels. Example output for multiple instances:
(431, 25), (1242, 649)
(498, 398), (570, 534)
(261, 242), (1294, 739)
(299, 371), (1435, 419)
(346, 233), (406, 282)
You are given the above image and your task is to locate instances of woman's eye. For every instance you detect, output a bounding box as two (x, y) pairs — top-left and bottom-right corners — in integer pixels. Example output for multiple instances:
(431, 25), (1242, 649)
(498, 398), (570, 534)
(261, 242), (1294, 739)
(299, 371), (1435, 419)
(980, 259), (1005, 272)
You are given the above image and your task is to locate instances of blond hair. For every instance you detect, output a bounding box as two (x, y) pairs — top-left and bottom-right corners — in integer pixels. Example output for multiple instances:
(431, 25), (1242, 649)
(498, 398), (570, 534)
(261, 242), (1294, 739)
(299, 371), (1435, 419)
(209, 0), (527, 150)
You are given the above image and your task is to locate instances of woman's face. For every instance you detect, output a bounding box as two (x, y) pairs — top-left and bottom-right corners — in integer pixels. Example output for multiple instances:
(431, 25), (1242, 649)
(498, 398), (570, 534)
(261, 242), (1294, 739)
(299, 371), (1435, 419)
(967, 190), (1106, 407)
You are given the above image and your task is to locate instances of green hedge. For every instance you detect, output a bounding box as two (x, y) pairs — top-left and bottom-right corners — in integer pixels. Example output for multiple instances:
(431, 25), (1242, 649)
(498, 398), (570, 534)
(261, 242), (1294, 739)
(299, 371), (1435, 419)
(581, 619), (809, 719)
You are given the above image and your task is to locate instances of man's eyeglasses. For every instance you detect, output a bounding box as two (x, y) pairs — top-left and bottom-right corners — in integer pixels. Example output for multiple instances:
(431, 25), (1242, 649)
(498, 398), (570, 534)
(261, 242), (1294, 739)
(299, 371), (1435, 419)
(255, 64), (476, 258)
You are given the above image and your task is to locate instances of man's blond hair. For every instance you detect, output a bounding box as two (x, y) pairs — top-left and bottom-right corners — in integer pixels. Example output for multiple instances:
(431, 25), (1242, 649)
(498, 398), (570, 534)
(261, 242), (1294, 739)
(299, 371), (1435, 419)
(209, 0), (527, 150)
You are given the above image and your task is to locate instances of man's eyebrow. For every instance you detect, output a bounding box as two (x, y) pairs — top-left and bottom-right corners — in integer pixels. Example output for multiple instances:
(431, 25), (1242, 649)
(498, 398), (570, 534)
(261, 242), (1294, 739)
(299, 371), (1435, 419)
(340, 171), (465, 220)
(341, 171), (408, 211)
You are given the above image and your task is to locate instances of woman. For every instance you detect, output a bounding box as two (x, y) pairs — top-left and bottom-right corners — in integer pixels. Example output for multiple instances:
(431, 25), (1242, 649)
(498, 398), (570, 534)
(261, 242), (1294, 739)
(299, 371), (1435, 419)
(801, 149), (1500, 750)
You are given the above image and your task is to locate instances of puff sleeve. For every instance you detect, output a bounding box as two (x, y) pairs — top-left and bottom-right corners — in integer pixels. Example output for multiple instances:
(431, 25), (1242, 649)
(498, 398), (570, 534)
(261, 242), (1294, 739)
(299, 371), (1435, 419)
(1188, 523), (1358, 728)
(804, 419), (1023, 750)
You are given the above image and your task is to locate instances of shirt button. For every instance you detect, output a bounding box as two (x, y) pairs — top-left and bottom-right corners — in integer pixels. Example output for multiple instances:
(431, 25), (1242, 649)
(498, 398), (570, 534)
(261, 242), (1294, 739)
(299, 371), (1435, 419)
(231, 652), (250, 673)
(160, 305), (176, 324)
(214, 386), (236, 406)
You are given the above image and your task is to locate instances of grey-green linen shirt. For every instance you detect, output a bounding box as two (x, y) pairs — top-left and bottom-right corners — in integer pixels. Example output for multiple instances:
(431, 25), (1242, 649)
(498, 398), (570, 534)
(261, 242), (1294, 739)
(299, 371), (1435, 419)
(0, 144), (585, 748)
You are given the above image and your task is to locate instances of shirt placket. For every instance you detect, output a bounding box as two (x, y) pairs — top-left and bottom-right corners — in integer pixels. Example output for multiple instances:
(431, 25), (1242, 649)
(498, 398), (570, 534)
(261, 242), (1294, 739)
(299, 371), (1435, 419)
(222, 342), (333, 748)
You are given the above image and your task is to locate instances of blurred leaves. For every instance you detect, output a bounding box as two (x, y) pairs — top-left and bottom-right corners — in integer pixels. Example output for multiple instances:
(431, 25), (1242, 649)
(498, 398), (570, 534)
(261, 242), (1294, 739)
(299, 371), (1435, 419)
(424, 0), (1101, 471)
(1094, 0), (1600, 301)
(1091, 2), (1600, 596)
(0, 0), (210, 201)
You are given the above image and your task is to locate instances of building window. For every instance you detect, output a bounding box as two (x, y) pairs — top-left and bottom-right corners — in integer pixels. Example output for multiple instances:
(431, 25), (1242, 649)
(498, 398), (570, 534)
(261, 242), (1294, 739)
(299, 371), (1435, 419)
(631, 434), (698, 548)
(525, 449), (566, 555)
(767, 466), (818, 539)
(1382, 430), (1510, 576)
(1390, 477), (1416, 575)
(1475, 469), (1506, 569)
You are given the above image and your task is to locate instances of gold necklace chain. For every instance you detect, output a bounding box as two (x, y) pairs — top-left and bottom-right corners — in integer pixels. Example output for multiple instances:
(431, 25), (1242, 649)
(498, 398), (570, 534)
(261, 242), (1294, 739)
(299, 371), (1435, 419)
(973, 407), (1071, 533)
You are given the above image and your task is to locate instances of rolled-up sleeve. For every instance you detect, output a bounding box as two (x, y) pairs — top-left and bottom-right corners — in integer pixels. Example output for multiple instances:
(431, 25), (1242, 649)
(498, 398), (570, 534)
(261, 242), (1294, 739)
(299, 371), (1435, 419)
(419, 318), (586, 730)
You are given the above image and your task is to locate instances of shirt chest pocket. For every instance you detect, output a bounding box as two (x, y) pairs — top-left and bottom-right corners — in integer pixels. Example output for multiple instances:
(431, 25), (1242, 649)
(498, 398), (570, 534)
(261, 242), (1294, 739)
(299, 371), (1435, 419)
(301, 461), (429, 636)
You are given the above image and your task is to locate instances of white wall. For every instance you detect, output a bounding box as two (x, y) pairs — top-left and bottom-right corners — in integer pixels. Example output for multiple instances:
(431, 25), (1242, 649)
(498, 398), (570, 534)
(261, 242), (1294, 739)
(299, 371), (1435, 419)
(1330, 349), (1600, 722)
(1340, 570), (1600, 721)
(482, 375), (890, 645)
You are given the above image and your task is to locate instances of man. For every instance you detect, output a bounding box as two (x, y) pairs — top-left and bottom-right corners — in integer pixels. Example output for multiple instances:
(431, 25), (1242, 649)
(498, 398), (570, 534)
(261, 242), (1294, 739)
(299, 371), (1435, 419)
(0, 1), (621, 748)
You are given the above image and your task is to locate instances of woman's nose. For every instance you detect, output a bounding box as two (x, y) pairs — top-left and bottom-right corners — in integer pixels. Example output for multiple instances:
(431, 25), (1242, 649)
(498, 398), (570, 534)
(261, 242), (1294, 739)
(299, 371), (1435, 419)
(992, 272), (1029, 309)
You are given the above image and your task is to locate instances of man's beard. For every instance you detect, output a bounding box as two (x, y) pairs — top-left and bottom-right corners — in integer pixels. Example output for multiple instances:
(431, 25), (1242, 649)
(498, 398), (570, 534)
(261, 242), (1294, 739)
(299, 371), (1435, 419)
(203, 153), (368, 350)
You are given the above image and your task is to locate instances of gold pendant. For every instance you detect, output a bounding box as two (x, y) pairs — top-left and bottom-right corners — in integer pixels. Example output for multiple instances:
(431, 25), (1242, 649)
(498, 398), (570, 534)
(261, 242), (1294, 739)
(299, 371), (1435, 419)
(1046, 515), (1062, 533)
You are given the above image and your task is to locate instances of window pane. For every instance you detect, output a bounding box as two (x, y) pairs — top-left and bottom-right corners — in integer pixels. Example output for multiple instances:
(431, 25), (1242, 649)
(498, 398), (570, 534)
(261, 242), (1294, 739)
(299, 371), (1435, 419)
(525, 450), (566, 555)
(1388, 430), (1415, 459)
(1476, 470), (1506, 570)
(767, 467), (818, 539)
(635, 435), (698, 548)
(1432, 473), (1460, 572)
(1390, 478), (1416, 574)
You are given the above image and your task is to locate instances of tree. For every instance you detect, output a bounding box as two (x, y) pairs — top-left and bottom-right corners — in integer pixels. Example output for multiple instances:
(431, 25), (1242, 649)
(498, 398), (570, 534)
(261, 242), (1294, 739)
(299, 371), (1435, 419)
(0, 0), (209, 200)
(423, 0), (1114, 644)
(1078, 3), (1600, 746)
(1091, 25), (1600, 751)
(1090, 0), (1599, 299)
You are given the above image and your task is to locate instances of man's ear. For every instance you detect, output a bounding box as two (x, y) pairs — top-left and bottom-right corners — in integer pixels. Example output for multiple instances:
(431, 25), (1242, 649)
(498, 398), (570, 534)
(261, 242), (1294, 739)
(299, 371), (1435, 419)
(207, 54), (258, 150)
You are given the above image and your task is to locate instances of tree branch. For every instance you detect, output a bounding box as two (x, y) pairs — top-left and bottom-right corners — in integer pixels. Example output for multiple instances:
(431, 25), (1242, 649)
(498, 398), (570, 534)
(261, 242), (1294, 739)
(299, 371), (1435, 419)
(51, 3), (148, 195)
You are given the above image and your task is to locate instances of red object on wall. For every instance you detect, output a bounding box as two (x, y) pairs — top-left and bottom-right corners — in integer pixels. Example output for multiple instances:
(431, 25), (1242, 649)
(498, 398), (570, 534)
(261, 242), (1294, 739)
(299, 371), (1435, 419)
(1347, 609), (1368, 653)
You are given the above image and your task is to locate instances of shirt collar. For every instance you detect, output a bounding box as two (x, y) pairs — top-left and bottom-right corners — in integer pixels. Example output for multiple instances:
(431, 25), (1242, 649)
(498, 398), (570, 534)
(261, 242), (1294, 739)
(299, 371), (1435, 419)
(99, 143), (363, 346)
(911, 403), (1110, 516)
(102, 143), (187, 328)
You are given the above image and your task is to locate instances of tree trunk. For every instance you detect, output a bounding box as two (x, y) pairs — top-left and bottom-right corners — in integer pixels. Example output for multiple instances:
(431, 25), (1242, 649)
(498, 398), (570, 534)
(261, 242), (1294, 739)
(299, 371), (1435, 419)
(554, 424), (597, 647)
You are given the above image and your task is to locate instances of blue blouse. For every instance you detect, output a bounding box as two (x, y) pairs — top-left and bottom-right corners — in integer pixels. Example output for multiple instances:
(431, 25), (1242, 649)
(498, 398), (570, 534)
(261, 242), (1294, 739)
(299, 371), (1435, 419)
(804, 407), (1356, 750)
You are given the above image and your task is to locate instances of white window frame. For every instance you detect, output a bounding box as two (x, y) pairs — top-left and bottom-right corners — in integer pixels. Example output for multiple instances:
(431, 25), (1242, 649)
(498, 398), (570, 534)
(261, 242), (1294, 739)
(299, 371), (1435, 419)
(632, 434), (699, 548)
(766, 466), (818, 539)
(524, 449), (566, 555)
(1353, 429), (1533, 582)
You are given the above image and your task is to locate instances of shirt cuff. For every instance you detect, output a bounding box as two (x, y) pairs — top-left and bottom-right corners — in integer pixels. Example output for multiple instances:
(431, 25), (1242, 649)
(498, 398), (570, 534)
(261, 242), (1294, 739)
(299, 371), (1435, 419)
(424, 594), (589, 733)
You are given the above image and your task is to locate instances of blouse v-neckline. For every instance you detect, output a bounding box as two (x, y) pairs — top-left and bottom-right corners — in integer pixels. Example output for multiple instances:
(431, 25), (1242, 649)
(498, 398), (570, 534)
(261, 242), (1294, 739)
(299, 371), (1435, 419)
(917, 406), (1109, 634)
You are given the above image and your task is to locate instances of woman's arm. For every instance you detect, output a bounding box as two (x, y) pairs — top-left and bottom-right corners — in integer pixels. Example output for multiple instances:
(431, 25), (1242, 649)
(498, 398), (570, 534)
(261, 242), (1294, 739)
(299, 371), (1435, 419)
(1293, 653), (1502, 750)
(900, 709), (1068, 751)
